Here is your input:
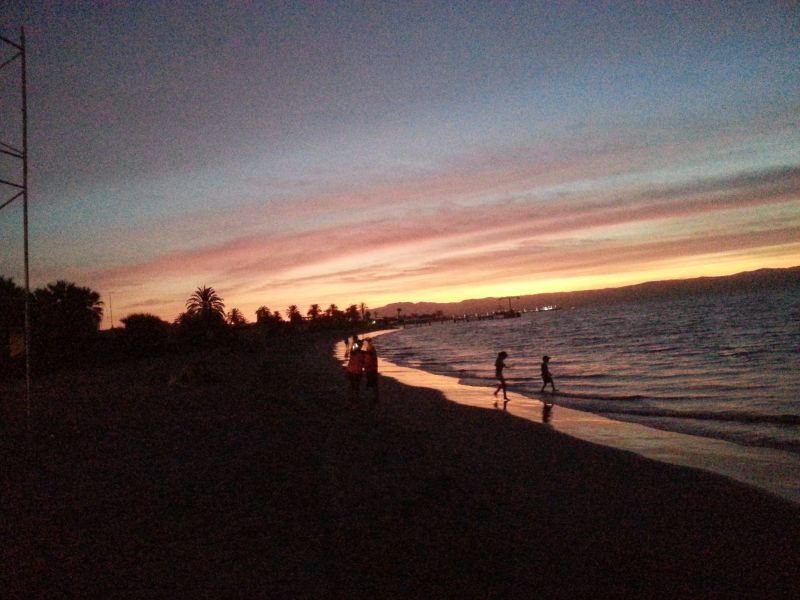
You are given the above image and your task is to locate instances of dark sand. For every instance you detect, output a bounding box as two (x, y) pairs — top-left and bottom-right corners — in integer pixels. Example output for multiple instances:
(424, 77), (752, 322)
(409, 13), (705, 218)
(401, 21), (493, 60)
(3, 333), (800, 598)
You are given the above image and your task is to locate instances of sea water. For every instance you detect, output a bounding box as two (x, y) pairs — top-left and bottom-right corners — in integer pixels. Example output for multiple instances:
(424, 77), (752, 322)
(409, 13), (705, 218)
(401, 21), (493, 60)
(376, 285), (800, 456)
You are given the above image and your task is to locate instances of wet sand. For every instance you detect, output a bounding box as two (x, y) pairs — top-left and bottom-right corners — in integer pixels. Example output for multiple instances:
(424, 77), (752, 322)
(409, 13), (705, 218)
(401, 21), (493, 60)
(3, 332), (800, 598)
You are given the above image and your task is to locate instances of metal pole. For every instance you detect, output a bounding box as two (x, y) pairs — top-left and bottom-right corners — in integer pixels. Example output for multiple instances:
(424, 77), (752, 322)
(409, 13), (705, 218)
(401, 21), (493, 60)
(21, 26), (31, 420)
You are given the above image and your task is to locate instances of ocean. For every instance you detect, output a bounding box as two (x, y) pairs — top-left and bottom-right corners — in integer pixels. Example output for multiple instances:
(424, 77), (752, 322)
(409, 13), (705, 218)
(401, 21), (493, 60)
(375, 285), (800, 457)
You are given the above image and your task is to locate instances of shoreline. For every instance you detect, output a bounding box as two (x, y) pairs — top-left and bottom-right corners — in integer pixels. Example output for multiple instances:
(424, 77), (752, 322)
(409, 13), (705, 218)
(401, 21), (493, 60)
(360, 329), (800, 504)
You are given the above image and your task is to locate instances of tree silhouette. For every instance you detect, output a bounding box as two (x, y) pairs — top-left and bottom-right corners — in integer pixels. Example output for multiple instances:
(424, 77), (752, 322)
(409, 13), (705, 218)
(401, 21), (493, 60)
(255, 305), (283, 334)
(255, 306), (272, 324)
(32, 280), (104, 366)
(121, 313), (171, 354)
(307, 304), (321, 320)
(179, 285), (227, 342)
(0, 277), (24, 326)
(286, 305), (303, 325)
(227, 308), (247, 326)
(0, 277), (25, 368)
(186, 285), (225, 321)
(34, 280), (103, 333)
(322, 304), (343, 323)
(345, 304), (360, 323)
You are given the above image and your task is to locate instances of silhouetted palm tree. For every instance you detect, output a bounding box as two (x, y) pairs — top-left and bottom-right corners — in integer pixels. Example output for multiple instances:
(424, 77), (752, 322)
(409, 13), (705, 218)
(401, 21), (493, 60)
(286, 305), (303, 325)
(186, 285), (225, 320)
(255, 305), (284, 328)
(227, 308), (246, 326)
(31, 280), (104, 366)
(34, 280), (104, 332)
(345, 304), (360, 323)
(307, 304), (321, 320)
(180, 286), (227, 341)
(255, 306), (272, 324)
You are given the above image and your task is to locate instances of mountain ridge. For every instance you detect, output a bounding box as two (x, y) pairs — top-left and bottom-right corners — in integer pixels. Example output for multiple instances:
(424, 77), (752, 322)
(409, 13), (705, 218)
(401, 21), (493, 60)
(371, 266), (800, 317)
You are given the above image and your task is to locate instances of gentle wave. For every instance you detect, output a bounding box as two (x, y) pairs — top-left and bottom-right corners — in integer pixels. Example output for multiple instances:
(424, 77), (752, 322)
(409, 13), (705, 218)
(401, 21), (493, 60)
(525, 390), (649, 402)
(597, 408), (800, 426)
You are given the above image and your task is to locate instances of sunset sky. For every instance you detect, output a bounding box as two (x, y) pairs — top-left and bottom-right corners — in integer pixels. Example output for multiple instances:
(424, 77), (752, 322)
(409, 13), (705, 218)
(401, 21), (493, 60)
(1, 2), (798, 326)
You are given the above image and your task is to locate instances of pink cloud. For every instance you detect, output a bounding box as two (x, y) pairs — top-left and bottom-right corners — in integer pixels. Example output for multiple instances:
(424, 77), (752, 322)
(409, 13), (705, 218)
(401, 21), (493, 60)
(92, 163), (799, 288)
(84, 156), (799, 323)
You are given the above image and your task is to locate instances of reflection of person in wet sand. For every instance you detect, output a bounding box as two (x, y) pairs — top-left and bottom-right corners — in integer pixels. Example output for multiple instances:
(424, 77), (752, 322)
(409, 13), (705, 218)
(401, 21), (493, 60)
(542, 403), (553, 424)
(493, 351), (509, 409)
(540, 355), (557, 395)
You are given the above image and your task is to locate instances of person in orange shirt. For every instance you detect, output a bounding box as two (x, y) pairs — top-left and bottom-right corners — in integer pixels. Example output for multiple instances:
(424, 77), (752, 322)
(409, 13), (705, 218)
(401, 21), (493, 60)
(345, 340), (364, 405)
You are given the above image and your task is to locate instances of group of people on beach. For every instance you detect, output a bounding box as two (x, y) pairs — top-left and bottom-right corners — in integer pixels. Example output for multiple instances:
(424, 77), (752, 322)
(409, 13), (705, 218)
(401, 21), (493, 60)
(344, 334), (379, 405)
(343, 334), (556, 414)
(494, 352), (556, 410)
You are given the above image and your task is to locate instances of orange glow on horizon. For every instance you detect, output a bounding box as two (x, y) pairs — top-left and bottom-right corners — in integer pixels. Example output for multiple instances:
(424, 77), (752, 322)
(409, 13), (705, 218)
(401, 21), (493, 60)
(102, 251), (800, 328)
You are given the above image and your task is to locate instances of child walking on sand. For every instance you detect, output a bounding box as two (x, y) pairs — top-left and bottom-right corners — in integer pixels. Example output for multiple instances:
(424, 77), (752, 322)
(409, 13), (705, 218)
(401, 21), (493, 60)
(540, 355), (557, 394)
(493, 351), (509, 408)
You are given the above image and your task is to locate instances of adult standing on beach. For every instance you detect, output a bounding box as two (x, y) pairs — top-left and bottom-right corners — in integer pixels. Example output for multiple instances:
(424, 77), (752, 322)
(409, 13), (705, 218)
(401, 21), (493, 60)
(493, 351), (509, 409)
(345, 341), (364, 405)
(361, 337), (380, 405)
(345, 334), (361, 358)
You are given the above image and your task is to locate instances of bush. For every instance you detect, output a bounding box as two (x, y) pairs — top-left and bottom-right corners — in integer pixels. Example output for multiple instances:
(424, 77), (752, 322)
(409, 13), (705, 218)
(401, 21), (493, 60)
(120, 313), (172, 354)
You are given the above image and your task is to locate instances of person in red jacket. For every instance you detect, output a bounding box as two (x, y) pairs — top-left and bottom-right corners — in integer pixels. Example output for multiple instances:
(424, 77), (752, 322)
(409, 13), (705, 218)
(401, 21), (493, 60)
(361, 337), (379, 405)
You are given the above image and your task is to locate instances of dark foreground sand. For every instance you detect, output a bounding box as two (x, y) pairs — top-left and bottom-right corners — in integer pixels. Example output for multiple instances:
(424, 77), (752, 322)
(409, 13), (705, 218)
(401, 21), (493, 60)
(3, 332), (800, 599)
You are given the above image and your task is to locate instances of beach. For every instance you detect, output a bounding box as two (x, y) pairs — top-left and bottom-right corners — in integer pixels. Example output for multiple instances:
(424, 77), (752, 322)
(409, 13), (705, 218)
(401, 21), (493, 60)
(3, 331), (800, 598)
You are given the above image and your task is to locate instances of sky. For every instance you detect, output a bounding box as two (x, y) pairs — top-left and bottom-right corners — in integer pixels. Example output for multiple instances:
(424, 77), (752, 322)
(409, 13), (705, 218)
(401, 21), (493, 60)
(1, 2), (798, 326)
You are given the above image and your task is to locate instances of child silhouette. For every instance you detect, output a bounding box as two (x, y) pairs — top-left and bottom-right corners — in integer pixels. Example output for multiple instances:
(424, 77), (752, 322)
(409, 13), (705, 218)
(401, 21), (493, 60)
(493, 351), (509, 408)
(540, 355), (557, 394)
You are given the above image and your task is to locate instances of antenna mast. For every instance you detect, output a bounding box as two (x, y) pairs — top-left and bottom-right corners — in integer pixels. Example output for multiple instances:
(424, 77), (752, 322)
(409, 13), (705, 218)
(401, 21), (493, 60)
(1, 27), (31, 419)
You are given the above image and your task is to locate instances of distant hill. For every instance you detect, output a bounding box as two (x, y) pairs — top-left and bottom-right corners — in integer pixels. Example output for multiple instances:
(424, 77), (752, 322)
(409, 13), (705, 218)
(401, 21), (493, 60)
(372, 266), (800, 317)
